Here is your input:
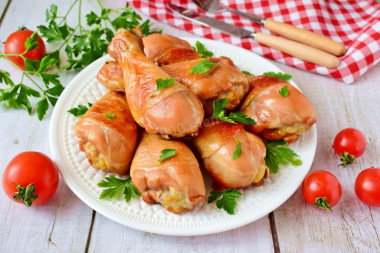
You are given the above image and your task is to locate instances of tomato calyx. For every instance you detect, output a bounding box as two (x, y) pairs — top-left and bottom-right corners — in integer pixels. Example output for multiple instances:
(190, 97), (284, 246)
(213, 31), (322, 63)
(313, 197), (332, 211)
(12, 183), (39, 207)
(339, 151), (355, 167)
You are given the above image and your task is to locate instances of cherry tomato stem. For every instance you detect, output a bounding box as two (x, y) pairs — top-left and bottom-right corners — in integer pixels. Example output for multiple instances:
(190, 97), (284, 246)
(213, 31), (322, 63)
(302, 170), (342, 211)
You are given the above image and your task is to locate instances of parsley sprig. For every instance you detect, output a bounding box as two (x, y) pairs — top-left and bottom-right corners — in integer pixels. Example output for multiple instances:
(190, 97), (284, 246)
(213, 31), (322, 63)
(0, 33), (64, 120)
(192, 41), (214, 58)
(1, 1), (157, 120)
(67, 102), (92, 116)
(265, 140), (302, 174)
(189, 59), (219, 74)
(105, 113), (115, 119)
(278, 85), (289, 97)
(38, 1), (158, 70)
(242, 70), (254, 76)
(263, 71), (292, 81)
(98, 175), (141, 203)
(208, 189), (242, 215)
(211, 98), (256, 125)
(233, 140), (242, 160)
(150, 78), (175, 98)
(159, 149), (176, 162)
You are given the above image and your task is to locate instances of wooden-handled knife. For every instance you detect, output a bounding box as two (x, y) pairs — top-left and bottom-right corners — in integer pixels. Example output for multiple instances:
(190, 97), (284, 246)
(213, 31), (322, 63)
(168, 3), (341, 68)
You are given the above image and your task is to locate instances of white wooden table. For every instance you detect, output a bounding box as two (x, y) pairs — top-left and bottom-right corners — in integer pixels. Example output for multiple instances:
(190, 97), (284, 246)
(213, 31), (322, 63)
(1, 1), (380, 252)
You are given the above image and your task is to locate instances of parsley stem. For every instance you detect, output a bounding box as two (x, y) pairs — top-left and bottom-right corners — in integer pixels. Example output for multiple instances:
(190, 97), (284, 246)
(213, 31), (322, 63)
(59, 0), (80, 26)
(96, 0), (104, 9)
(78, 0), (83, 35)
(3, 58), (45, 93)
(56, 24), (80, 52)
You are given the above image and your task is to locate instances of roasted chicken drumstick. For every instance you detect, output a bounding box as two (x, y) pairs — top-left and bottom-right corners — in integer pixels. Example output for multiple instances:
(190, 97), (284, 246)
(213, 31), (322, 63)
(75, 90), (138, 175)
(193, 120), (269, 189)
(108, 28), (204, 138)
(131, 132), (206, 214)
(240, 75), (317, 143)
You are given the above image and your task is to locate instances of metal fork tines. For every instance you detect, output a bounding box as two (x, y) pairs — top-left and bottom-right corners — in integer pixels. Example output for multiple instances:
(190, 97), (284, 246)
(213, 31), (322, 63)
(192, 0), (264, 24)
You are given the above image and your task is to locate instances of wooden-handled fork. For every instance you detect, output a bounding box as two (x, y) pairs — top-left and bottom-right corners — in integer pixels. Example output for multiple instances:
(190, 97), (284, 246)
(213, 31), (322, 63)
(192, 0), (347, 56)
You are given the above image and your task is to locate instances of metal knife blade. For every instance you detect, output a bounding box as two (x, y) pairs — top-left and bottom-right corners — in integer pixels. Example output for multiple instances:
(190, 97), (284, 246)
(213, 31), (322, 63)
(167, 3), (253, 38)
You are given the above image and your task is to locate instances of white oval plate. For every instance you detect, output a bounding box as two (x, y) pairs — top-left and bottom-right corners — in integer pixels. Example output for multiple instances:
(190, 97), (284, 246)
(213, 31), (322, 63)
(49, 38), (317, 236)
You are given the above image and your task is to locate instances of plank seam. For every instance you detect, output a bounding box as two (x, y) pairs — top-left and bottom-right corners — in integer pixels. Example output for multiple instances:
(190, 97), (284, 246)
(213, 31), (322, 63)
(85, 210), (96, 253)
(0, 0), (12, 27)
(269, 212), (281, 253)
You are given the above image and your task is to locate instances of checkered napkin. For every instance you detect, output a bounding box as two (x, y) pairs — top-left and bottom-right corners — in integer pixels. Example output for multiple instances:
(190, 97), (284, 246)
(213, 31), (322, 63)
(128, 0), (380, 84)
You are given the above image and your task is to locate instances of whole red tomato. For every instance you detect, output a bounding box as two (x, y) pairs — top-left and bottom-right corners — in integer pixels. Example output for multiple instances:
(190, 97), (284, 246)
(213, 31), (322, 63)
(302, 170), (342, 211)
(4, 29), (46, 70)
(2, 151), (59, 207)
(333, 128), (366, 166)
(355, 168), (380, 207)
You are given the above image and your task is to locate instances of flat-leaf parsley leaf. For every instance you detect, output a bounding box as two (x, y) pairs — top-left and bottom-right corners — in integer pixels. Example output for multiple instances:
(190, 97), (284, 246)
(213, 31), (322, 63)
(208, 189), (242, 215)
(278, 85), (289, 97)
(67, 103), (92, 116)
(211, 98), (256, 125)
(98, 175), (141, 203)
(263, 71), (292, 81)
(233, 140), (242, 160)
(189, 60), (218, 74)
(150, 78), (175, 98)
(159, 149), (176, 162)
(105, 113), (115, 119)
(192, 41), (214, 58)
(265, 140), (302, 174)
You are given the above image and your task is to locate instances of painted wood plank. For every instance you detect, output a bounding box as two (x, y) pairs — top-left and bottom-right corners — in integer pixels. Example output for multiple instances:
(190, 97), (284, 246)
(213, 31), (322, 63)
(0, 0), (98, 252)
(87, 213), (274, 252)
(272, 63), (380, 252)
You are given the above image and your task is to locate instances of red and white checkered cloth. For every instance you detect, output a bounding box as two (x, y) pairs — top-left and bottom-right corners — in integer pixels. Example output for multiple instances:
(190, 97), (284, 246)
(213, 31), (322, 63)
(128, 0), (380, 84)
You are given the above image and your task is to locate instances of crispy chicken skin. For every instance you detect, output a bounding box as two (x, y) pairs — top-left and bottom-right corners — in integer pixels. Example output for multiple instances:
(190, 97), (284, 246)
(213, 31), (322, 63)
(96, 61), (125, 92)
(240, 75), (317, 143)
(108, 28), (204, 138)
(142, 33), (200, 65)
(162, 57), (249, 114)
(193, 120), (269, 189)
(75, 91), (138, 175)
(130, 132), (206, 214)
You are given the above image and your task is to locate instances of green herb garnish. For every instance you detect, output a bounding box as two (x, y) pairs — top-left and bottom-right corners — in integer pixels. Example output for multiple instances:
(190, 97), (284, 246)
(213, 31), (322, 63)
(189, 59), (219, 74)
(1, 2), (158, 120)
(242, 70), (254, 76)
(159, 149), (176, 162)
(278, 85), (289, 97)
(150, 78), (175, 98)
(105, 113), (115, 119)
(98, 176), (141, 203)
(265, 140), (302, 174)
(263, 71), (292, 81)
(233, 140), (242, 160)
(211, 98), (256, 125)
(67, 103), (92, 116)
(208, 189), (242, 215)
(192, 41), (214, 58)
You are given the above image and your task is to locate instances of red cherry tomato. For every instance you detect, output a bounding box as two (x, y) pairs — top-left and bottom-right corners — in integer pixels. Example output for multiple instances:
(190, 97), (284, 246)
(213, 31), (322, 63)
(333, 128), (366, 157)
(4, 29), (46, 70)
(355, 168), (380, 207)
(302, 170), (342, 211)
(2, 151), (59, 206)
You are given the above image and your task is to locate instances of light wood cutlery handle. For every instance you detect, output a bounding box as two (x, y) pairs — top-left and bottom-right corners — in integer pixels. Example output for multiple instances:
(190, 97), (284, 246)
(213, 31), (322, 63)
(254, 32), (340, 68)
(264, 19), (346, 56)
